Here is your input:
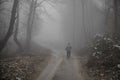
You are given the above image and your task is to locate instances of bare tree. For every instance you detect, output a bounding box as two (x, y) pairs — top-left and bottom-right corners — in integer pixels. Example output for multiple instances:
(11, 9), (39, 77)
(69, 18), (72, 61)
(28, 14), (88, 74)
(25, 0), (37, 50)
(14, 1), (23, 51)
(81, 0), (88, 43)
(113, 0), (118, 33)
(25, 0), (47, 50)
(0, 0), (18, 52)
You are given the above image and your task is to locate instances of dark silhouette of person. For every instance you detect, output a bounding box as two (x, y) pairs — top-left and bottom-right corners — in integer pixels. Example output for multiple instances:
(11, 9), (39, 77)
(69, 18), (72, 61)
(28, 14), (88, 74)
(65, 43), (72, 58)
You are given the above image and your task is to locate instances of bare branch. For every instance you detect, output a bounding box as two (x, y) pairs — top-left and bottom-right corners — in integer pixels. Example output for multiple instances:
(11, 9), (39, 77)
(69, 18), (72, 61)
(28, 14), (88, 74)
(36, 0), (47, 8)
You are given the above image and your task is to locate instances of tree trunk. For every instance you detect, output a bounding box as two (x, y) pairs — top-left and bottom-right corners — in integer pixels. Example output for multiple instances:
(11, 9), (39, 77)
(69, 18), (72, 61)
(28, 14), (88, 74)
(14, 1), (23, 51)
(0, 0), (18, 52)
(114, 0), (118, 34)
(26, 0), (37, 51)
(81, 0), (88, 43)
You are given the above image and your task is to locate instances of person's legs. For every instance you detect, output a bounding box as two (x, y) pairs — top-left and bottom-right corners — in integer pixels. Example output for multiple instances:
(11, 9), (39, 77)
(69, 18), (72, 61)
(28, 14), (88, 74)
(67, 52), (69, 58)
(67, 51), (70, 58)
(69, 51), (71, 57)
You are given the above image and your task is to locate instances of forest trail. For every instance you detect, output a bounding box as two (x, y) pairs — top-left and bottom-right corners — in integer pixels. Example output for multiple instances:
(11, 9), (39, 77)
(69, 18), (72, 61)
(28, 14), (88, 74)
(36, 51), (85, 80)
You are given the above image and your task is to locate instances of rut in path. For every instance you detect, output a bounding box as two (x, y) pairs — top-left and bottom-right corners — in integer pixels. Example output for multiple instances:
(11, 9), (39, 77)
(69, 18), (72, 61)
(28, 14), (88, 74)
(36, 51), (63, 80)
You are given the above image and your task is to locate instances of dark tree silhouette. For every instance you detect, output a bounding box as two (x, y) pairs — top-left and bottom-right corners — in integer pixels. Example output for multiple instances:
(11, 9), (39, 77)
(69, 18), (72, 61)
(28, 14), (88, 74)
(14, 1), (23, 51)
(0, 0), (18, 52)
(25, 0), (46, 51)
(26, 0), (37, 50)
(114, 0), (118, 33)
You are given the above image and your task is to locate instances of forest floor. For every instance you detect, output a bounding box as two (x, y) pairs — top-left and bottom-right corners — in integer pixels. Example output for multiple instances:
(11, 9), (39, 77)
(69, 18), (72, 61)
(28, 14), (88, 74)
(0, 50), (51, 80)
(3, 48), (119, 80)
(77, 46), (120, 80)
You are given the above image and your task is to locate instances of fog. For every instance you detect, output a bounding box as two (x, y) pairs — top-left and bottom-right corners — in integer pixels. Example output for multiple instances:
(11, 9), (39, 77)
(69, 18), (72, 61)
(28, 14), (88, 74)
(29, 0), (106, 51)
(1, 0), (120, 80)
(0, 0), (109, 52)
(33, 0), (65, 50)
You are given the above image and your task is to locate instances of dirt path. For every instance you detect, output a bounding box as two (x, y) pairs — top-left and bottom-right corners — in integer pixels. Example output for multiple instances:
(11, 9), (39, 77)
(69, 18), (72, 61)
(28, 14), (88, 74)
(36, 51), (86, 80)
(53, 53), (85, 80)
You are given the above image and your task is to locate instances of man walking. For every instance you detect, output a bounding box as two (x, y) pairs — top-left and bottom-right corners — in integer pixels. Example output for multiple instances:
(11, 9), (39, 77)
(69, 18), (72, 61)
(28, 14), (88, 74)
(65, 43), (72, 58)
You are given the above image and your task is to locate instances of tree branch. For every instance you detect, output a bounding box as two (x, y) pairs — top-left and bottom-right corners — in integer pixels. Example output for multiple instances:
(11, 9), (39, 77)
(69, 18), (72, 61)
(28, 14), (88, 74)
(36, 0), (47, 8)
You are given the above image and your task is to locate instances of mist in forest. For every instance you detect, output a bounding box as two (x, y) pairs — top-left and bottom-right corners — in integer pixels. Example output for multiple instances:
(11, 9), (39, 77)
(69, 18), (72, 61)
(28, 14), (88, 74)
(31, 0), (106, 51)
(0, 0), (116, 53)
(1, 0), (120, 80)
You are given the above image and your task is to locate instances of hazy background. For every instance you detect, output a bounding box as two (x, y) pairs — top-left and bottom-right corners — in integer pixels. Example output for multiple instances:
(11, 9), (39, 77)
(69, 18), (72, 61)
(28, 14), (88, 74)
(0, 0), (114, 52)
(31, 0), (107, 51)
